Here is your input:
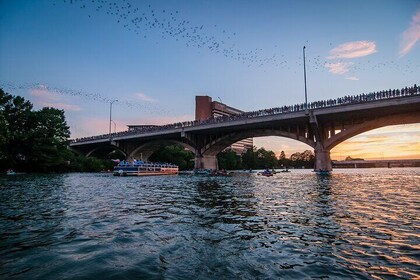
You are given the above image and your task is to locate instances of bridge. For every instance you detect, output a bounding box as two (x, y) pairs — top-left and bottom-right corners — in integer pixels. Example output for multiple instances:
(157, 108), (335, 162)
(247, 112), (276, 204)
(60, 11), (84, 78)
(332, 159), (420, 168)
(70, 85), (420, 171)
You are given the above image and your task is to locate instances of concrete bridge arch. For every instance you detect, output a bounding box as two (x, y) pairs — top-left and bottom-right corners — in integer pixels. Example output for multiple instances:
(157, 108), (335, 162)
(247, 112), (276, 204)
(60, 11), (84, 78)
(127, 139), (196, 160)
(194, 128), (315, 169)
(202, 129), (315, 157)
(325, 112), (420, 150)
(312, 110), (420, 171)
(78, 144), (127, 158)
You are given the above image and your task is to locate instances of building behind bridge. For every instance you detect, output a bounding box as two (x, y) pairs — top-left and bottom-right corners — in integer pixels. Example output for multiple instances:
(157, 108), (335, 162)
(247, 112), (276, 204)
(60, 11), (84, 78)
(196, 96), (253, 154)
(125, 96), (253, 155)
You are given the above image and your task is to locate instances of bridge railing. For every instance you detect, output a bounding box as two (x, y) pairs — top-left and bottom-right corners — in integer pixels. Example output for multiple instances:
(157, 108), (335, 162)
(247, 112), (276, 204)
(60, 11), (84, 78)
(70, 84), (419, 144)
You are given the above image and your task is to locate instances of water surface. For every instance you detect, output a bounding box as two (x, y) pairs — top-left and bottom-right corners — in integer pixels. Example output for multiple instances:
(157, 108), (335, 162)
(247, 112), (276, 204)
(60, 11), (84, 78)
(1, 169), (419, 279)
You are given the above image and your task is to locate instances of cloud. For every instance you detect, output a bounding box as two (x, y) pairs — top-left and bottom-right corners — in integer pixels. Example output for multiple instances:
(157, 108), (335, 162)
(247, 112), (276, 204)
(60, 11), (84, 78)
(30, 86), (81, 111)
(327, 41), (377, 59)
(135, 92), (157, 103)
(345, 76), (359, 81)
(331, 124), (420, 160)
(399, 11), (420, 57)
(325, 62), (354, 74)
(30, 85), (61, 101)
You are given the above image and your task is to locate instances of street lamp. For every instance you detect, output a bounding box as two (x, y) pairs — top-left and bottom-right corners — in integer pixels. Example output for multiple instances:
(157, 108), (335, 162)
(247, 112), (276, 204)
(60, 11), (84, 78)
(111, 120), (117, 134)
(109, 99), (118, 139)
(303, 46), (308, 109)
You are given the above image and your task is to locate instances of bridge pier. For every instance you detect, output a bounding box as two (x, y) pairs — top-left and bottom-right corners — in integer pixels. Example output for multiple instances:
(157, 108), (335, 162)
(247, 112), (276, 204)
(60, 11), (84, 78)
(314, 145), (332, 171)
(195, 155), (218, 170)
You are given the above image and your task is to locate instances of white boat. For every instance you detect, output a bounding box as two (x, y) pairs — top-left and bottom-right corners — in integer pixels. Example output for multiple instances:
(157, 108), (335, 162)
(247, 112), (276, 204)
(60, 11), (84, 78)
(6, 169), (16, 175)
(113, 160), (178, 176)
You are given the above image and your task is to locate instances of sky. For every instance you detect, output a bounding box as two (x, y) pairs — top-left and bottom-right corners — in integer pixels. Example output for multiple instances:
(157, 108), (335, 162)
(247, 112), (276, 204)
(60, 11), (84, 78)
(0, 0), (419, 160)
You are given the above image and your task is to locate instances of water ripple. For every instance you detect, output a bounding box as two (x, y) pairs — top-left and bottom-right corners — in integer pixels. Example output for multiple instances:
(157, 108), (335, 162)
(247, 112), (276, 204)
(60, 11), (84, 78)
(0, 169), (419, 279)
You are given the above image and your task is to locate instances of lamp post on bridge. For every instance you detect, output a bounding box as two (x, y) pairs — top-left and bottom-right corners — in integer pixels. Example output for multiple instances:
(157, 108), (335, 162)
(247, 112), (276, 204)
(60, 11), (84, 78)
(111, 120), (117, 134)
(303, 46), (308, 110)
(109, 99), (118, 140)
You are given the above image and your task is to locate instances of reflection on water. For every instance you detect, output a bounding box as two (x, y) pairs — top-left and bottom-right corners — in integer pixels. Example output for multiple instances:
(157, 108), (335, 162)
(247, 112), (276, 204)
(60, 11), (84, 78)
(0, 169), (419, 279)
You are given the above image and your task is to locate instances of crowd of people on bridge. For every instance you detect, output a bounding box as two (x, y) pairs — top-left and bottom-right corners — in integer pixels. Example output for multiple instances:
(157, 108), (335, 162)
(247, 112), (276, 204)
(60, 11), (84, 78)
(71, 84), (419, 143)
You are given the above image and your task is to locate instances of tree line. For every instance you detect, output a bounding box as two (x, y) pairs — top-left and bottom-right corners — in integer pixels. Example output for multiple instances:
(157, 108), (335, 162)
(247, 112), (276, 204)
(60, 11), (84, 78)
(0, 89), (113, 172)
(148, 146), (315, 171)
(217, 147), (315, 170)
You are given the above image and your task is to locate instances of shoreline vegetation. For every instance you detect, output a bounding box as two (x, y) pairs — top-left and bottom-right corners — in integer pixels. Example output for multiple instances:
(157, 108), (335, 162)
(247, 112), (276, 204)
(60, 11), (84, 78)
(0, 89), (116, 173)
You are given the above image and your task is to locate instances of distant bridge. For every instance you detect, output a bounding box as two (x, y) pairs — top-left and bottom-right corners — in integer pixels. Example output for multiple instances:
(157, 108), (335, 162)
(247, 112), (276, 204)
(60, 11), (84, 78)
(332, 159), (420, 168)
(70, 86), (420, 171)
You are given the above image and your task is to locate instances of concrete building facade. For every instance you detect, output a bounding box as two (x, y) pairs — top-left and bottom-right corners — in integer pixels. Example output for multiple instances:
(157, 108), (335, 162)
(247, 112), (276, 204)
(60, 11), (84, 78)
(195, 96), (253, 154)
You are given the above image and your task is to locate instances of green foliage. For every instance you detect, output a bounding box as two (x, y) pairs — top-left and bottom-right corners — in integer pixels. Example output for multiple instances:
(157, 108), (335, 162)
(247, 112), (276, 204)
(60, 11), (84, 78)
(26, 107), (71, 172)
(149, 145), (194, 170)
(0, 88), (107, 172)
(218, 147), (315, 170)
(278, 150), (290, 167)
(288, 150), (315, 168)
(67, 154), (110, 172)
(217, 149), (242, 170)
(1, 89), (34, 170)
(0, 110), (8, 158)
(241, 147), (258, 169)
(241, 146), (279, 169)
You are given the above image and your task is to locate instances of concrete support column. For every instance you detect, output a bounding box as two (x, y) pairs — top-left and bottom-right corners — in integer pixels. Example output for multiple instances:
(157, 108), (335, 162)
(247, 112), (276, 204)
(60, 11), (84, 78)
(195, 155), (218, 170)
(314, 144), (332, 171)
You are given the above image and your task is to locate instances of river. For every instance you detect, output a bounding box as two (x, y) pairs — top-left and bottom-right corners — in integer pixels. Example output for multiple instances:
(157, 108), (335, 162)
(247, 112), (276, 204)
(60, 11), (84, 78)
(0, 168), (419, 279)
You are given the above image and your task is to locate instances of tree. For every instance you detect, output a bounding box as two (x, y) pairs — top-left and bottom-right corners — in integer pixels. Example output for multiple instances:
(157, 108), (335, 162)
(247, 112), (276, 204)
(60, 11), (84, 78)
(28, 107), (71, 172)
(242, 146), (258, 169)
(0, 89), (34, 170)
(218, 149), (242, 170)
(278, 150), (290, 167)
(241, 146), (279, 169)
(256, 148), (278, 169)
(0, 110), (8, 160)
(289, 150), (314, 168)
(149, 145), (194, 170)
(0, 89), (73, 172)
(279, 151), (286, 160)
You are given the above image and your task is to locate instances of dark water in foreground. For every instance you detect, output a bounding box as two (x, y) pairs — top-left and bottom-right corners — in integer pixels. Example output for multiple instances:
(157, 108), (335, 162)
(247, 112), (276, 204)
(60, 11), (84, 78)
(0, 169), (419, 279)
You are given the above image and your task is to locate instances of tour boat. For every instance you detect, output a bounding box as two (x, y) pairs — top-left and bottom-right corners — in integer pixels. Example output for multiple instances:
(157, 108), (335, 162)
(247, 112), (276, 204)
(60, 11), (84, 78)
(113, 160), (178, 176)
(6, 169), (16, 175)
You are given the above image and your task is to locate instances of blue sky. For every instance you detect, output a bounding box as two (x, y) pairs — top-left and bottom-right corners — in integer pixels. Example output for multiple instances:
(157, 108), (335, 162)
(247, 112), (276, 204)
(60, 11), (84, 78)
(1, 0), (419, 159)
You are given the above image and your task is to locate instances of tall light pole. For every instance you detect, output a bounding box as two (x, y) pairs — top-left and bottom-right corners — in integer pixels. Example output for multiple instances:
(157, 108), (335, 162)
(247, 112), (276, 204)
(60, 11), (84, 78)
(303, 46), (308, 109)
(109, 99), (118, 139)
(111, 120), (117, 134)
